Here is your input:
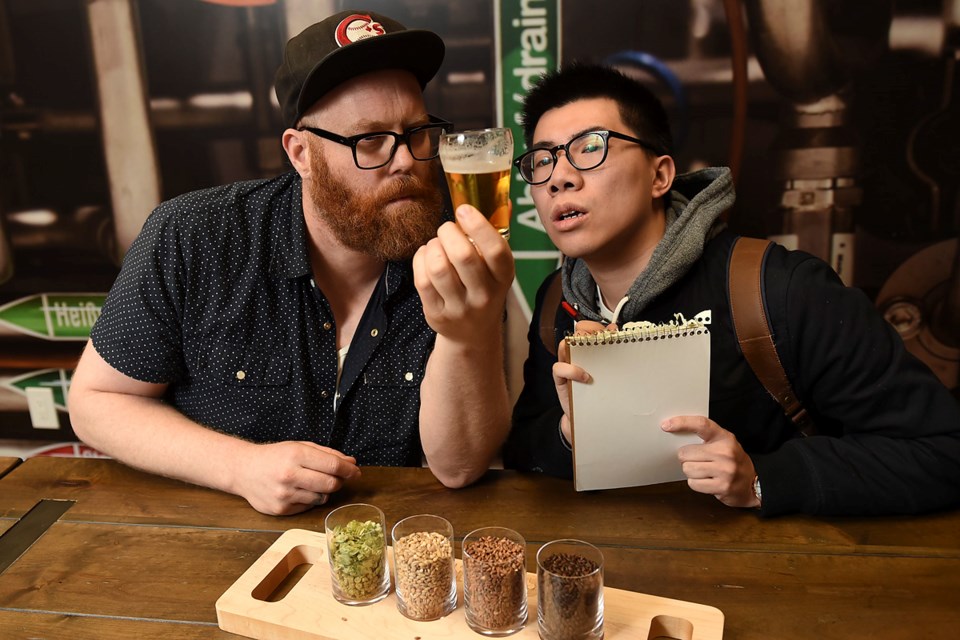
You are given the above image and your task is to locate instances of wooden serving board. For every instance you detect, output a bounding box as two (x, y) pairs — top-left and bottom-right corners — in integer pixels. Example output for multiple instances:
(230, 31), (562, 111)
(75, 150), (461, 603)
(216, 528), (723, 640)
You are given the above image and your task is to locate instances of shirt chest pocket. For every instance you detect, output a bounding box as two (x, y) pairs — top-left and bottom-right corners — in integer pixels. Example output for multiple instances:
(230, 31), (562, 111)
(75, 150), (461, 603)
(202, 342), (291, 387)
(362, 365), (422, 388)
(361, 348), (426, 389)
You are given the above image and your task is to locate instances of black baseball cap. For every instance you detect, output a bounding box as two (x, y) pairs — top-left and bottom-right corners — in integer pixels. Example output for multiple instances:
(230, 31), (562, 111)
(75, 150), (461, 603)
(274, 10), (445, 127)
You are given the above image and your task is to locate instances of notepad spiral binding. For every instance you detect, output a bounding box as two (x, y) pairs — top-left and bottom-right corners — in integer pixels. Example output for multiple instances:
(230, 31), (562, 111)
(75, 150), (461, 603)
(565, 320), (709, 346)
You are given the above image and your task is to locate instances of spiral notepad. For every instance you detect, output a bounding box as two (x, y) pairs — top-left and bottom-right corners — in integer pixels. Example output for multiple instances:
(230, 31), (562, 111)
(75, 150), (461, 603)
(565, 320), (711, 491)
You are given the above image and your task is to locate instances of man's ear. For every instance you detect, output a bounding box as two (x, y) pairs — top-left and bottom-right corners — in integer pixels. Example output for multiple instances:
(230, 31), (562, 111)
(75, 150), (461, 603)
(282, 128), (311, 178)
(651, 154), (676, 199)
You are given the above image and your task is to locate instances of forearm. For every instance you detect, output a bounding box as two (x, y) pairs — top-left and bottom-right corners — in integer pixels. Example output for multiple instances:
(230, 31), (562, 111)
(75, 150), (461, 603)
(419, 333), (511, 488)
(768, 254), (960, 515)
(754, 429), (960, 516)
(69, 388), (255, 496)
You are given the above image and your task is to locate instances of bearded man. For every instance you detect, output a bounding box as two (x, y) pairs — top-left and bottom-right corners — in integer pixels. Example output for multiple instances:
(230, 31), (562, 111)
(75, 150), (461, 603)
(68, 10), (514, 515)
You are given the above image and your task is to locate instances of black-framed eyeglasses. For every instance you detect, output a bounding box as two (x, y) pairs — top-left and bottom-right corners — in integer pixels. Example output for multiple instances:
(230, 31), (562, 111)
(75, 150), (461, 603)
(513, 129), (662, 185)
(298, 115), (453, 170)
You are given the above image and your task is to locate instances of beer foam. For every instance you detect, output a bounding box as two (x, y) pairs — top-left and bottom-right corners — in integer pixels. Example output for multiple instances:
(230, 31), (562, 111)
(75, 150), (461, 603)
(439, 154), (512, 173)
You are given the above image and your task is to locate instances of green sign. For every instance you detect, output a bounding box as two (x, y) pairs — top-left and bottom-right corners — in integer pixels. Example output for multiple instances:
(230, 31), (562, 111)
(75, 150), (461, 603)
(496, 0), (562, 319)
(0, 293), (106, 340)
(3, 369), (72, 410)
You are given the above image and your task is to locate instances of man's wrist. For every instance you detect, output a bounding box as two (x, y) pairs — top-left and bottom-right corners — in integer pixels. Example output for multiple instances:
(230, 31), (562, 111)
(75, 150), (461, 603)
(752, 474), (763, 508)
(558, 418), (572, 451)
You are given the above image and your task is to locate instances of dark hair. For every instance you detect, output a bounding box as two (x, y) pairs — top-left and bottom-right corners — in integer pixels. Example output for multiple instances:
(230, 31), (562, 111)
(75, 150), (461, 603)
(520, 63), (673, 155)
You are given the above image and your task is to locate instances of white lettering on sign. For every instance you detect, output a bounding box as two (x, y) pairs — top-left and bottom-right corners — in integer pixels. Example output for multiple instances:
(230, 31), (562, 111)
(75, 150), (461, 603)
(511, 1), (549, 90)
(50, 301), (101, 329)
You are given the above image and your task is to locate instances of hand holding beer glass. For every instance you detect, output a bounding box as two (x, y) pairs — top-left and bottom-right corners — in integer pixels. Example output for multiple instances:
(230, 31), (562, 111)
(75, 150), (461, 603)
(439, 128), (513, 239)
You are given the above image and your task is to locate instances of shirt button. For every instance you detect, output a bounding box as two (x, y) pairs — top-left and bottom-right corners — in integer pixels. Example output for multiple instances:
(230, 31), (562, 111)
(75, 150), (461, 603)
(235, 370), (246, 380)
(321, 390), (329, 398)
(404, 372), (414, 381)
(323, 321), (332, 330)
(310, 279), (316, 288)
(370, 328), (379, 337)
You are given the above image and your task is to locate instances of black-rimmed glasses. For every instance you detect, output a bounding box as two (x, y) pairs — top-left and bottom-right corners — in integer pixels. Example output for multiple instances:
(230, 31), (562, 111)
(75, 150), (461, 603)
(513, 130), (662, 185)
(298, 116), (453, 170)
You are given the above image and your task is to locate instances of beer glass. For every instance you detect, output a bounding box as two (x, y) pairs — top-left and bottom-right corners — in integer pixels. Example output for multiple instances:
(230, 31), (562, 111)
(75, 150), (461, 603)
(439, 128), (514, 239)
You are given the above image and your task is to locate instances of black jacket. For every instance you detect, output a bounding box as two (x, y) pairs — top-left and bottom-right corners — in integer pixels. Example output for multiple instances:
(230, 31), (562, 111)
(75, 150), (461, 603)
(504, 229), (960, 516)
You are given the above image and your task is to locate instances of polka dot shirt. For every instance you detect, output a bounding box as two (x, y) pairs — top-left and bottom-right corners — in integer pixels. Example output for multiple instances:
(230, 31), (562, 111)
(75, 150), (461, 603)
(91, 172), (435, 467)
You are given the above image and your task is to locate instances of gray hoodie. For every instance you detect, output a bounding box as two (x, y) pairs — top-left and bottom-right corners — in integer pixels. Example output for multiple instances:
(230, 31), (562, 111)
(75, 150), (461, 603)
(560, 167), (735, 323)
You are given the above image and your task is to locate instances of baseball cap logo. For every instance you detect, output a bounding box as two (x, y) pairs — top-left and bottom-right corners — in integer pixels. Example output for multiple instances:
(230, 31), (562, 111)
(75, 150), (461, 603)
(334, 14), (386, 47)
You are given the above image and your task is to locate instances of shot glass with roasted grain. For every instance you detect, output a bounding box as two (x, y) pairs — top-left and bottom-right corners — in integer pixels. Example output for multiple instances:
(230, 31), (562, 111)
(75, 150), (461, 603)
(324, 503), (390, 605)
(536, 539), (604, 640)
(462, 526), (528, 636)
(391, 514), (457, 620)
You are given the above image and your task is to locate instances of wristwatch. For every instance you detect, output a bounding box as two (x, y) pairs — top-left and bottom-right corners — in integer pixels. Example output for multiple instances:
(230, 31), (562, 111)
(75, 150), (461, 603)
(752, 475), (762, 507)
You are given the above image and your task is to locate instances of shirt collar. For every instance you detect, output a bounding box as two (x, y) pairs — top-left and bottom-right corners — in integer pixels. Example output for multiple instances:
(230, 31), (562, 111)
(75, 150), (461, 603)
(270, 173), (312, 278)
(384, 261), (414, 298)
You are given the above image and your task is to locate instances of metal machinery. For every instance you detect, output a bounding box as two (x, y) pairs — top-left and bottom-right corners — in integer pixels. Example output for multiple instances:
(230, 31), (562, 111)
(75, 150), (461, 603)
(744, 0), (959, 392)
(875, 2), (960, 392)
(0, 0), (956, 451)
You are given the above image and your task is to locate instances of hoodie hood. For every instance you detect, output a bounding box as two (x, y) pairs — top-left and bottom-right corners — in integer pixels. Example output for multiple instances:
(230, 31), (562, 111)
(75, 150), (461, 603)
(561, 166), (735, 322)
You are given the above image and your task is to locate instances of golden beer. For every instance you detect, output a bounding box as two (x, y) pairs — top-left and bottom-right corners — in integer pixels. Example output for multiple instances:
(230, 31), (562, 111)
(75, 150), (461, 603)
(439, 128), (514, 239)
(443, 168), (512, 239)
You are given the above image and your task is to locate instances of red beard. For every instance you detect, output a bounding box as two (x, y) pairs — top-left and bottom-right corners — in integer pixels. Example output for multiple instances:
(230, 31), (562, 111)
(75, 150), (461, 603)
(304, 146), (444, 262)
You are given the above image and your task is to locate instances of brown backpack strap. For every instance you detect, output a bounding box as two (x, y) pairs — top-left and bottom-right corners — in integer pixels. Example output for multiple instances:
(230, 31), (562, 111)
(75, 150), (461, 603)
(729, 237), (815, 436)
(539, 272), (564, 356)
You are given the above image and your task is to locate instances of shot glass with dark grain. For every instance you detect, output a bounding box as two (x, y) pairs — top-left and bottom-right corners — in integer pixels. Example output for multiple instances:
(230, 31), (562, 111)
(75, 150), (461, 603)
(462, 526), (528, 635)
(536, 539), (604, 640)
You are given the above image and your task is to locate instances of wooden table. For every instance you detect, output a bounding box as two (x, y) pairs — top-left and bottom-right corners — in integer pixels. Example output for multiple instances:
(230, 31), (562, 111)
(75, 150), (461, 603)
(1, 457), (958, 639)
(0, 457), (20, 479)
(0, 458), (20, 537)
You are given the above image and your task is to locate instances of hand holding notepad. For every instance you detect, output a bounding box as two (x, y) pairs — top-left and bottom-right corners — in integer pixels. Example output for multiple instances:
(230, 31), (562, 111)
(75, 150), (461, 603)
(564, 319), (711, 491)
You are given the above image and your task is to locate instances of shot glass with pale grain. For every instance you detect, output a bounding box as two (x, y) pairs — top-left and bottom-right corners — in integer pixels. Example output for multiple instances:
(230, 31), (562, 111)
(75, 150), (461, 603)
(390, 514), (457, 621)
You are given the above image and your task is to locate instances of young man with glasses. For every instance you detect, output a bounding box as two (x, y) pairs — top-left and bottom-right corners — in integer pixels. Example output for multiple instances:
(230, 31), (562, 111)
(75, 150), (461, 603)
(69, 11), (515, 515)
(504, 64), (960, 516)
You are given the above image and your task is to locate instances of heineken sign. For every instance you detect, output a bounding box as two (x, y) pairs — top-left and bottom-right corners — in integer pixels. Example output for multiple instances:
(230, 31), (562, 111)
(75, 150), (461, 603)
(0, 293), (106, 340)
(496, 0), (562, 318)
(3, 369), (72, 410)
